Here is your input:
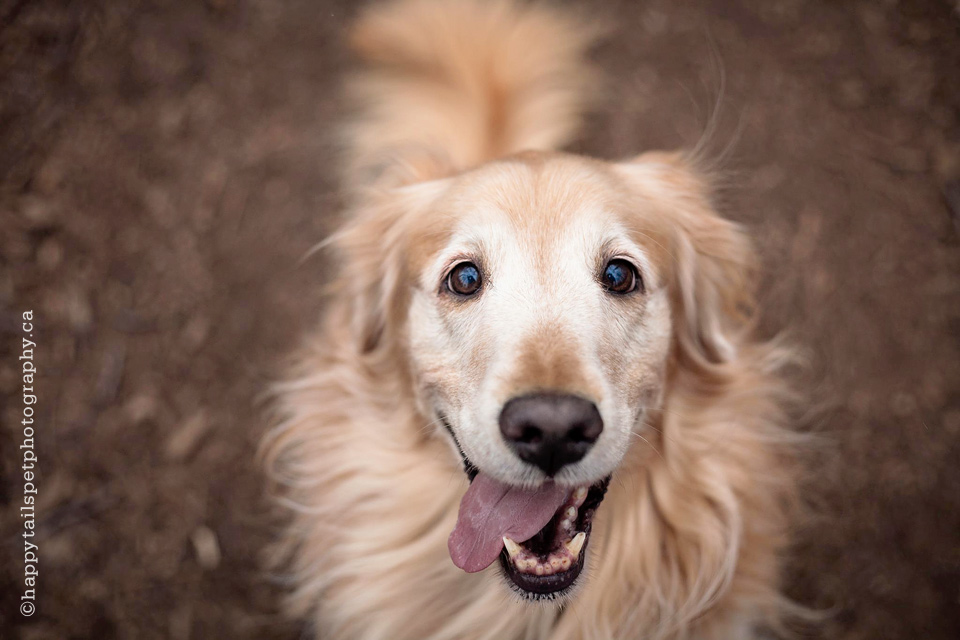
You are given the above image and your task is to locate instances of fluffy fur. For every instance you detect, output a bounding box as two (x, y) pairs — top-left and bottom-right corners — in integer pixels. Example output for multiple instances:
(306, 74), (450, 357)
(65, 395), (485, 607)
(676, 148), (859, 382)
(262, 1), (802, 638)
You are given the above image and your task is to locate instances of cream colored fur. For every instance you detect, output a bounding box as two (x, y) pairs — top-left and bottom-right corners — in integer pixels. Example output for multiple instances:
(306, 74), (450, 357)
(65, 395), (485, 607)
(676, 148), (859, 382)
(262, 1), (802, 638)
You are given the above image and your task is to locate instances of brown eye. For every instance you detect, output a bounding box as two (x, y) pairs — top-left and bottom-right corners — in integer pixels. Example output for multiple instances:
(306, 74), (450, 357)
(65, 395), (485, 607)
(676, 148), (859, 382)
(447, 262), (482, 296)
(602, 259), (641, 295)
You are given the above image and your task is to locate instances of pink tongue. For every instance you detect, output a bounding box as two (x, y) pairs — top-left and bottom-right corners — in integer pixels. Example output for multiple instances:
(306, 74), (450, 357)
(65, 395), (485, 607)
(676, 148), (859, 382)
(448, 472), (570, 573)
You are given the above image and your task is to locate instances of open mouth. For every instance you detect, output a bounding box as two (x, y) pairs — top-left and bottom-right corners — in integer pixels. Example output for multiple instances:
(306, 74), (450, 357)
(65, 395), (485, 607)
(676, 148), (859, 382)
(443, 412), (610, 599)
(497, 478), (609, 600)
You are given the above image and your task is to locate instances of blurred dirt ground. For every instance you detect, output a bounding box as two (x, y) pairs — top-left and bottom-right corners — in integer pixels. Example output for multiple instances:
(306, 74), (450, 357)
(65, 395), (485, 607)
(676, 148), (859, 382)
(1, 0), (959, 639)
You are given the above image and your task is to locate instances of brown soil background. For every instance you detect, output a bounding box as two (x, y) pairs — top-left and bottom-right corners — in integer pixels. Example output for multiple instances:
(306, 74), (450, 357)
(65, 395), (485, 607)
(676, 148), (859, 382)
(2, 0), (959, 638)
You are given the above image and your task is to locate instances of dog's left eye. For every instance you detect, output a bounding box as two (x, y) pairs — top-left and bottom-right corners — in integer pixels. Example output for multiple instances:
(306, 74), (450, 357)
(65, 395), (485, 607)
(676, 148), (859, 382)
(446, 262), (483, 296)
(601, 259), (641, 295)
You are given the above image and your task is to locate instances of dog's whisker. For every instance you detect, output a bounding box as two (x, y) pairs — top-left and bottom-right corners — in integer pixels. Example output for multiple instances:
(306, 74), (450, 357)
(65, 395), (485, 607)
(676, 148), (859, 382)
(628, 228), (680, 264)
(416, 416), (446, 436)
(630, 432), (665, 462)
(640, 421), (680, 448)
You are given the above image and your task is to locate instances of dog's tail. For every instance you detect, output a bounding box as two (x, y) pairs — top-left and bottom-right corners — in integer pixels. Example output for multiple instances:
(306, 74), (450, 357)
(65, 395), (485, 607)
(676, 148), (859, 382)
(344, 0), (600, 189)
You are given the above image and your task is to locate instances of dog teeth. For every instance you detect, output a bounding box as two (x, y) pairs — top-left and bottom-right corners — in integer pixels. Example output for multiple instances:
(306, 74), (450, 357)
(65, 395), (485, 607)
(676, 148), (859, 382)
(565, 532), (586, 557)
(563, 506), (577, 520)
(506, 533), (587, 576)
(504, 528), (588, 576)
(572, 486), (588, 506)
(503, 537), (522, 559)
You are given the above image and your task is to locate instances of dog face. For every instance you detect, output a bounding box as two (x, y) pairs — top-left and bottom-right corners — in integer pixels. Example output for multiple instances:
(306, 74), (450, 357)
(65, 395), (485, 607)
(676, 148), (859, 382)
(338, 150), (753, 598)
(406, 155), (673, 490)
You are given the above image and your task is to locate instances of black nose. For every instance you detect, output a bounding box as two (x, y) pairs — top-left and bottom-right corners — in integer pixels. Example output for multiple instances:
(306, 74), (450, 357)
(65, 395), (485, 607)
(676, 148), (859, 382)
(498, 393), (603, 476)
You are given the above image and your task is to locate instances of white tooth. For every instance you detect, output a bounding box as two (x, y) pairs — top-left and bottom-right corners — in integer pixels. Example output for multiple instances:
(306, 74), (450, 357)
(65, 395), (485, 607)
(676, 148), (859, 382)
(566, 532), (586, 557)
(503, 537), (522, 559)
(564, 506), (577, 520)
(560, 557), (572, 571)
(535, 564), (546, 576)
(559, 518), (573, 531)
(573, 487), (588, 502)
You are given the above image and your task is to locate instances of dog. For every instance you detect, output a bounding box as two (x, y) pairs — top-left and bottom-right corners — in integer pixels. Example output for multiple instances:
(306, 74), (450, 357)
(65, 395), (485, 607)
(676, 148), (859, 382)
(262, 1), (802, 638)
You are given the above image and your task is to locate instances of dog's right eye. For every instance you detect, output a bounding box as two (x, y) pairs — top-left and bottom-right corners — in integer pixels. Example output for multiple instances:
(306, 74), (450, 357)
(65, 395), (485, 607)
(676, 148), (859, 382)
(601, 259), (642, 295)
(446, 262), (483, 296)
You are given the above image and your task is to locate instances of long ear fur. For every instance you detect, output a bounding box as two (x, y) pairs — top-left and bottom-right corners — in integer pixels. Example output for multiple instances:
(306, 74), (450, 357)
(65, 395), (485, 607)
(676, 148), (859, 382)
(616, 152), (756, 368)
(611, 153), (806, 636)
(327, 181), (447, 355)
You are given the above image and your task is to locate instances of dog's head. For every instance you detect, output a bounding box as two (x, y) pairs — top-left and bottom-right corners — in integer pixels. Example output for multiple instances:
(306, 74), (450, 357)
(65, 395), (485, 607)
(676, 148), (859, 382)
(334, 150), (753, 600)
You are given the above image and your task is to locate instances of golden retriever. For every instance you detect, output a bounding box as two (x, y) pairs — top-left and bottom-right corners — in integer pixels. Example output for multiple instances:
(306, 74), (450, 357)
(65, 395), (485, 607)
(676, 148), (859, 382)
(262, 0), (802, 638)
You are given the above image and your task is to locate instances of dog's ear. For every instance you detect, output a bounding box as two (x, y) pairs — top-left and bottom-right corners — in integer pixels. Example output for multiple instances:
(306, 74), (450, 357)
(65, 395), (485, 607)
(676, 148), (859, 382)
(616, 152), (756, 366)
(331, 181), (447, 355)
